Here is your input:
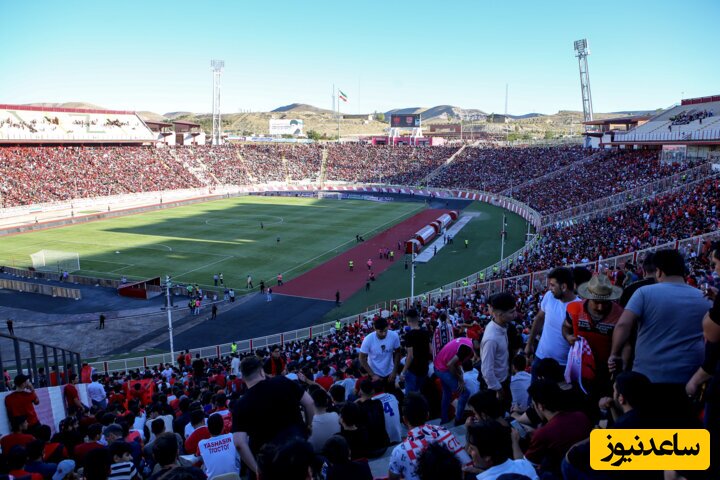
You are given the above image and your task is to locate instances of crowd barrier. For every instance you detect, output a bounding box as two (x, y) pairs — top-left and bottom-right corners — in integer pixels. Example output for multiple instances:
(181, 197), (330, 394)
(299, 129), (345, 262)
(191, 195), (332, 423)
(0, 278), (81, 300)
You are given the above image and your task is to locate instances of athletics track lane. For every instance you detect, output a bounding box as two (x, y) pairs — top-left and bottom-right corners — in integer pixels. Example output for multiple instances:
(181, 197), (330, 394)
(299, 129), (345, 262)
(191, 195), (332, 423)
(275, 209), (451, 301)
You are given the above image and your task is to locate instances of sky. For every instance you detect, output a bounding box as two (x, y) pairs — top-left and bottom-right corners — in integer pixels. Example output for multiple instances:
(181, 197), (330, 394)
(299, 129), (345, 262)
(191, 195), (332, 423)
(1, 0), (718, 116)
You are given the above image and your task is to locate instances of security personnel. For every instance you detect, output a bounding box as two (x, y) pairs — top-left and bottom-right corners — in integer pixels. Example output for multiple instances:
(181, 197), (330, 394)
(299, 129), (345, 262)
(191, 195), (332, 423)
(464, 239), (469, 248)
(231, 341), (238, 354)
(349, 260), (354, 271)
(335, 320), (341, 331)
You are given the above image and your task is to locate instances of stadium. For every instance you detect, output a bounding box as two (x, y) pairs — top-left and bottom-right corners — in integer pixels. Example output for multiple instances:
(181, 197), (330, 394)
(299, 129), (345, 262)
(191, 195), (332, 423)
(1, 4), (719, 480)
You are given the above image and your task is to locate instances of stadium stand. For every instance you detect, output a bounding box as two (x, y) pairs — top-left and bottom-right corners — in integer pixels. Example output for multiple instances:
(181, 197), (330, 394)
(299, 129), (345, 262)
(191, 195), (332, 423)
(2, 116), (720, 477)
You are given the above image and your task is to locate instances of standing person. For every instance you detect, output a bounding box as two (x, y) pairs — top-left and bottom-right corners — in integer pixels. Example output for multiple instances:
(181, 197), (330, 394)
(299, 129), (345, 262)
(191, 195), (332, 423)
(277, 273), (283, 285)
(563, 274), (626, 397)
(232, 356), (315, 477)
(336, 290), (341, 306)
(481, 293), (515, 405)
(618, 253), (657, 307)
(266, 287), (273, 302)
(246, 275), (253, 289)
(610, 249), (709, 426)
(213, 274), (218, 286)
(211, 304), (217, 320)
(228, 288), (235, 303)
(359, 317), (401, 388)
(7, 318), (14, 335)
(259, 280), (265, 294)
(4, 375), (40, 431)
(525, 267), (580, 380)
(431, 313), (454, 359)
(367, 259), (373, 271)
(366, 280), (371, 292)
(260, 222), (264, 229)
(276, 236), (280, 244)
(97, 314), (105, 330)
(86, 374), (107, 409)
(219, 272), (224, 286)
(464, 239), (468, 249)
(400, 309), (432, 395)
(348, 261), (354, 272)
(434, 337), (476, 425)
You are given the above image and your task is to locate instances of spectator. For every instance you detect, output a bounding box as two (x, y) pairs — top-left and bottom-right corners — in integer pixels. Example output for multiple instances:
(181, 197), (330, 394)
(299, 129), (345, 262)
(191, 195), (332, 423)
(481, 292), (515, 404)
(434, 337), (476, 424)
(610, 248), (709, 426)
(526, 268), (580, 379)
(308, 388), (340, 453)
(197, 413), (238, 478)
(510, 355), (531, 412)
(400, 309), (432, 395)
(338, 402), (370, 461)
(388, 393), (471, 480)
(1, 415), (35, 453)
(359, 317), (401, 389)
(415, 443), (463, 480)
(320, 435), (373, 480)
(618, 252), (657, 307)
(5, 374), (41, 431)
(231, 356), (315, 476)
(108, 441), (139, 480)
(524, 380), (592, 476)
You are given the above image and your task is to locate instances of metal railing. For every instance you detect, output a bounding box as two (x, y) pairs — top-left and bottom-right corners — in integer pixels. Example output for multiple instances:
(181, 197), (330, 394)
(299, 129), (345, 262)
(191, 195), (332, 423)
(0, 333), (82, 391)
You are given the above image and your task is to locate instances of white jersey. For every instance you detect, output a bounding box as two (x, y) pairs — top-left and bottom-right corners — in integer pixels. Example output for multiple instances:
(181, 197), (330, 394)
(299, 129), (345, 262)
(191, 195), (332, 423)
(197, 433), (239, 479)
(372, 392), (402, 444)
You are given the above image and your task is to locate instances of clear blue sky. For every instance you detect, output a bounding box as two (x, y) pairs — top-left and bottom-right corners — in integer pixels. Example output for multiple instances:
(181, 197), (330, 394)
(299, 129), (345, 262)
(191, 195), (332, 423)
(1, 0), (717, 115)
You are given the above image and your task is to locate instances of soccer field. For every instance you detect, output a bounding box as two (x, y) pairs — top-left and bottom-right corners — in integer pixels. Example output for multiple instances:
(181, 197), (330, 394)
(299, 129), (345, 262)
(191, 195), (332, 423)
(0, 196), (426, 291)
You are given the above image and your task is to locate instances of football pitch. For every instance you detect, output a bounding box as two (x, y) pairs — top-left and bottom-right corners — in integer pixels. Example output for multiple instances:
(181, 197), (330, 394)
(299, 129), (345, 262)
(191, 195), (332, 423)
(0, 196), (427, 290)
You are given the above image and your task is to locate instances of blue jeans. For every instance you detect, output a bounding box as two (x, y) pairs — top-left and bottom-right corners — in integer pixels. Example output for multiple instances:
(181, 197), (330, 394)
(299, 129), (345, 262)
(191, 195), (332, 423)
(404, 371), (427, 395)
(437, 370), (469, 423)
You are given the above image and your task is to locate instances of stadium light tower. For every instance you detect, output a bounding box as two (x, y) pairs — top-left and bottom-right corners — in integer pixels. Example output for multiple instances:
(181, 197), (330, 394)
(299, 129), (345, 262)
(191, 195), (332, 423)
(211, 59), (224, 146)
(573, 39), (594, 129)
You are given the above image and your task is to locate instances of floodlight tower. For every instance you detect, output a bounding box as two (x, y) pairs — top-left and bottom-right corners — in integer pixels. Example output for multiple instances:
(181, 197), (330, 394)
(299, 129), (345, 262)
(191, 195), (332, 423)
(573, 39), (594, 129)
(211, 59), (224, 146)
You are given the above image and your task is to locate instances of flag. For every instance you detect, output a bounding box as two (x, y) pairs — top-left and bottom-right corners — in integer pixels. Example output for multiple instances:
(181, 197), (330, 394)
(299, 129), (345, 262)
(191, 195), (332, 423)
(338, 90), (348, 103)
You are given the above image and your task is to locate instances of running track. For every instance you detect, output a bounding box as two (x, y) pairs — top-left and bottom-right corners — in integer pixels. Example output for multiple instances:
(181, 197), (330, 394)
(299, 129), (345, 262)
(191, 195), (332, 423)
(275, 209), (451, 301)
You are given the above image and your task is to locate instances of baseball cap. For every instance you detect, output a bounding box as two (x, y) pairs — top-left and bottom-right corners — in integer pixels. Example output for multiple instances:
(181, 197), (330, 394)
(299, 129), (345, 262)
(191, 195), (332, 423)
(53, 459), (75, 480)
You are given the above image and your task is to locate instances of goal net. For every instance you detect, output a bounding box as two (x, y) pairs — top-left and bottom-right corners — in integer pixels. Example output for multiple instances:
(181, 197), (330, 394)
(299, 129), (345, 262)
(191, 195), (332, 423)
(30, 250), (80, 273)
(317, 191), (343, 200)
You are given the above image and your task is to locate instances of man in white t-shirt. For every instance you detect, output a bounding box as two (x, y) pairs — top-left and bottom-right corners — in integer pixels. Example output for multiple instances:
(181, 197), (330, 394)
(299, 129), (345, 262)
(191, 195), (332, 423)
(359, 317), (401, 385)
(230, 354), (240, 377)
(197, 413), (239, 478)
(466, 419), (538, 480)
(525, 267), (580, 381)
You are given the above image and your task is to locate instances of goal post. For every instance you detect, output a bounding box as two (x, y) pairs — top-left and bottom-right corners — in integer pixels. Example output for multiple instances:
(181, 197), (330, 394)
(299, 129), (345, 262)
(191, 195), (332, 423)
(317, 191), (343, 200)
(30, 250), (80, 273)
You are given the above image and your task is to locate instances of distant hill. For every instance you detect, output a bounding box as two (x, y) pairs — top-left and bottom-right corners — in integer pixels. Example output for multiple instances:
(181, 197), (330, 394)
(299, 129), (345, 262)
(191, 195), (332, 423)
(272, 103), (334, 114)
(164, 111), (194, 119)
(609, 110), (658, 116)
(508, 113), (544, 120)
(137, 111), (167, 122)
(24, 102), (107, 110)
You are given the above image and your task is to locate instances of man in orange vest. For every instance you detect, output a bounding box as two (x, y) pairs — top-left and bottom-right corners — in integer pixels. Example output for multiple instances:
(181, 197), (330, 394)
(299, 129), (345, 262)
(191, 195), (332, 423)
(562, 274), (626, 397)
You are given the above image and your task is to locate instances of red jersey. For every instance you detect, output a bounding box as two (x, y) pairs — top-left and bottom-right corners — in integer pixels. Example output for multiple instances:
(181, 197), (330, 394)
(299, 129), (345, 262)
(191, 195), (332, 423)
(4, 391), (39, 426)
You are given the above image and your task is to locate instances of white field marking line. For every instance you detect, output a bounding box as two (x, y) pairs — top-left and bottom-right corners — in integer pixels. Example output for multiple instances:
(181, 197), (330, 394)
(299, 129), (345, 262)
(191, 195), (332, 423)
(204, 215), (284, 227)
(278, 203), (425, 278)
(108, 264), (136, 273)
(172, 256), (235, 280)
(83, 259), (133, 266)
(41, 238), (228, 257)
(156, 244), (173, 251)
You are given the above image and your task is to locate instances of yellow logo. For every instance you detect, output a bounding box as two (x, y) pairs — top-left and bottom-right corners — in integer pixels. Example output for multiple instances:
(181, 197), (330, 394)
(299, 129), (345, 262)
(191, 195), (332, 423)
(590, 429), (709, 471)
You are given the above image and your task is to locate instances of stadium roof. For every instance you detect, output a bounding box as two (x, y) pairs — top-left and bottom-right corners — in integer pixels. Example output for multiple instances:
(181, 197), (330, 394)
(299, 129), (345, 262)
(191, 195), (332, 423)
(583, 115), (651, 126)
(0, 104), (136, 115)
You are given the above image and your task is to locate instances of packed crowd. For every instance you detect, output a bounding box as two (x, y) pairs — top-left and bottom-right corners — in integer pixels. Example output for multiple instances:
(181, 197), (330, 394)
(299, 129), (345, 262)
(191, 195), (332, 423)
(431, 146), (592, 193)
(324, 145), (459, 185)
(0, 146), (197, 207)
(501, 177), (720, 278)
(4, 246), (719, 479)
(511, 150), (701, 214)
(670, 109), (715, 126)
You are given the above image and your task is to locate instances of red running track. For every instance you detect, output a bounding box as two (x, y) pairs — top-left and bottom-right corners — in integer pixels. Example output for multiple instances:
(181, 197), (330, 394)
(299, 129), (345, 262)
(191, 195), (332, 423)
(276, 209), (451, 301)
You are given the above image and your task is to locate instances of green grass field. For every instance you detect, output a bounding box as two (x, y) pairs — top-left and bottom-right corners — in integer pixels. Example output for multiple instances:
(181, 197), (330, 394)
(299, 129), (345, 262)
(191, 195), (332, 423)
(0, 196), (426, 291)
(0, 196), (530, 313)
(323, 201), (528, 319)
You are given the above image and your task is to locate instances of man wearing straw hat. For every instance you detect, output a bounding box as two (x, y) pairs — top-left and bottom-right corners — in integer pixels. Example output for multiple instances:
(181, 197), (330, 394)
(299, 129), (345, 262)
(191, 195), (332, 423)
(562, 274), (626, 397)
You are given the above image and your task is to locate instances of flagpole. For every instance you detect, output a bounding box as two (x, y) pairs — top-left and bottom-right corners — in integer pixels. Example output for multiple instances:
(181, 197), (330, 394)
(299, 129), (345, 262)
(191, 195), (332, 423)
(332, 84), (335, 118)
(337, 91), (341, 142)
(500, 214), (506, 263)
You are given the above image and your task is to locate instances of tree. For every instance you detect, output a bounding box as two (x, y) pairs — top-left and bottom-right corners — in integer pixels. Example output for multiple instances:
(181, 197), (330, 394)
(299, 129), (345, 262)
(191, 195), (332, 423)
(374, 112), (385, 122)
